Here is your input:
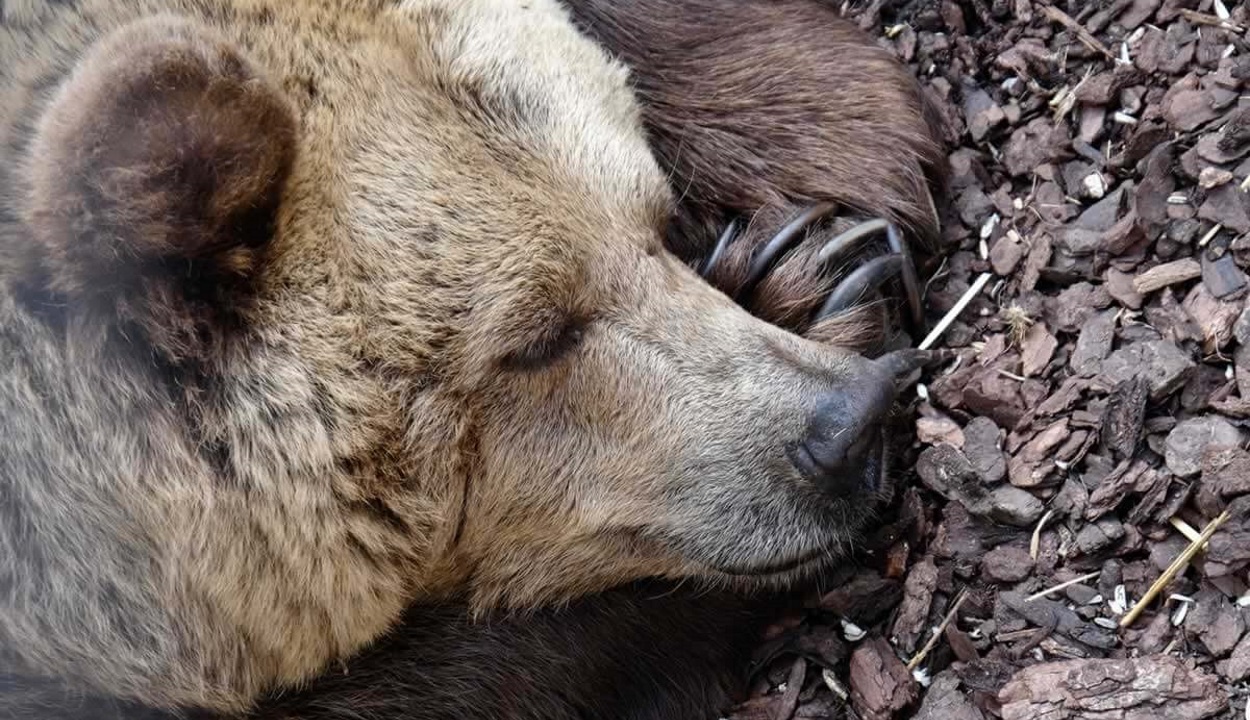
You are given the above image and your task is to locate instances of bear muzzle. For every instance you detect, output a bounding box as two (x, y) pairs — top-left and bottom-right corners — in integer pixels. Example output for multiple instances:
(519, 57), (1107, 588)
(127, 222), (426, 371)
(789, 348), (944, 498)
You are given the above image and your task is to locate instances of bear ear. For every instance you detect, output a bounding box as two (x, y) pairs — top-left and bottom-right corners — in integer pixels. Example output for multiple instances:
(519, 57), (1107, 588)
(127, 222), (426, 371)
(22, 14), (297, 360)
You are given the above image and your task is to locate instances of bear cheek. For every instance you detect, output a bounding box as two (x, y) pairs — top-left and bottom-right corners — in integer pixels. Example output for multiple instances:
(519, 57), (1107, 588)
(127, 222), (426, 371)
(461, 388), (675, 555)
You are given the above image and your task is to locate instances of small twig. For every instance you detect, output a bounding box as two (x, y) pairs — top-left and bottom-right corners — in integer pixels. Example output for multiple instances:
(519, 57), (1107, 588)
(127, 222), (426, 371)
(995, 628), (1041, 643)
(919, 272), (992, 351)
(1025, 570), (1102, 602)
(1179, 9), (1245, 32)
(1120, 510), (1231, 628)
(1039, 5), (1115, 58)
(907, 589), (969, 670)
(1199, 223), (1224, 248)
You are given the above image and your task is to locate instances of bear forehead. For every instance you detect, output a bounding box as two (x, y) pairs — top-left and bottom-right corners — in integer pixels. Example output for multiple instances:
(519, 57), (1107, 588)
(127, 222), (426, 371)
(266, 0), (673, 255)
(189, 0), (674, 348)
(141, 0), (673, 377)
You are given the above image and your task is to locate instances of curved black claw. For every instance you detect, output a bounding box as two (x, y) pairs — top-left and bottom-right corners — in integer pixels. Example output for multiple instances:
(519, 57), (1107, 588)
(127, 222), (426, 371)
(815, 254), (904, 321)
(886, 223), (924, 333)
(698, 218), (741, 278)
(813, 218), (924, 336)
(873, 348), (956, 379)
(733, 202), (839, 303)
(872, 347), (955, 392)
(697, 206), (926, 341)
(815, 218), (891, 266)
(697, 203), (839, 299)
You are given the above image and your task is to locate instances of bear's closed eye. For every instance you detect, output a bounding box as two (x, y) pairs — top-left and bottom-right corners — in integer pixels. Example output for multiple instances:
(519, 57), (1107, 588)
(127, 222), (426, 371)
(501, 318), (587, 371)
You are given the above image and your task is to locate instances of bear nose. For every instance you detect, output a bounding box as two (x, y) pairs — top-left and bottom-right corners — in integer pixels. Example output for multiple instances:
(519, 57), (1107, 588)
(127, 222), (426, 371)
(788, 350), (925, 496)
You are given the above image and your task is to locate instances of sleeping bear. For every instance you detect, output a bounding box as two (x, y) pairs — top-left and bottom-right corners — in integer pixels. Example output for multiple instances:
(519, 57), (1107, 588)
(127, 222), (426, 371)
(0, 0), (945, 718)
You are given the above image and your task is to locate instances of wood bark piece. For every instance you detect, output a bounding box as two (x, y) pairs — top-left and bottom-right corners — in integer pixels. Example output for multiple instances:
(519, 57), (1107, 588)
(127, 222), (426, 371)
(1039, 5), (1114, 58)
(999, 591), (1118, 651)
(913, 671), (986, 720)
(1132, 258), (1202, 293)
(774, 658), (806, 720)
(998, 655), (1228, 720)
(891, 557), (938, 654)
(1101, 377), (1149, 460)
(849, 637), (917, 720)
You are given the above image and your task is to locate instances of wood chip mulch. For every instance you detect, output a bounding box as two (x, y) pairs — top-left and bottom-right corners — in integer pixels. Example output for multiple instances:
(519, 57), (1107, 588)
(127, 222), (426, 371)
(728, 0), (1250, 718)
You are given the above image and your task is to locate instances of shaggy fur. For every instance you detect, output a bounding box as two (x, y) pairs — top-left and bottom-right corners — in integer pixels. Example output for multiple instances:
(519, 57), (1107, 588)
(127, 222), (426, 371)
(0, 0), (941, 718)
(19, 13), (297, 362)
(562, 0), (948, 345)
(252, 583), (769, 720)
(562, 0), (946, 247)
(5, 583), (769, 720)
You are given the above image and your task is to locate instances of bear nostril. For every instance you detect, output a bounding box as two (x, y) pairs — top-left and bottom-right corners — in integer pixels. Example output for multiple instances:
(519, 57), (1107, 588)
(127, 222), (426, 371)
(791, 369), (896, 495)
(791, 426), (886, 497)
(795, 422), (885, 485)
(804, 425), (867, 470)
(789, 429), (885, 498)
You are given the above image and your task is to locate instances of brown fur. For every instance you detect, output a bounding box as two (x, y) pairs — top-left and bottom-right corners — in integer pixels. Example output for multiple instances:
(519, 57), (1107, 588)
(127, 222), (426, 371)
(562, 0), (948, 344)
(3, 583), (771, 720)
(0, 0), (942, 718)
(562, 0), (947, 241)
(19, 13), (297, 362)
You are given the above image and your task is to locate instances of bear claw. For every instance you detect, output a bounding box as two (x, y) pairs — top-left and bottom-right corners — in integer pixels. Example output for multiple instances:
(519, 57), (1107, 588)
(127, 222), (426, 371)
(699, 206), (926, 340)
(732, 202), (839, 303)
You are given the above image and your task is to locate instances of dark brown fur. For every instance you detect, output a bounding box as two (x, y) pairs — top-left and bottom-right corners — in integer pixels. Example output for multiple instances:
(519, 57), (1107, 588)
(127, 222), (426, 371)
(563, 0), (948, 350)
(2, 584), (771, 720)
(20, 14), (297, 363)
(252, 584), (770, 720)
(562, 0), (947, 239)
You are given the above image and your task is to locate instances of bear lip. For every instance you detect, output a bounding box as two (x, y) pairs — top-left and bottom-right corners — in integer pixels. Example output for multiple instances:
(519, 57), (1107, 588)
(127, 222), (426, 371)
(705, 433), (889, 579)
(704, 545), (832, 578)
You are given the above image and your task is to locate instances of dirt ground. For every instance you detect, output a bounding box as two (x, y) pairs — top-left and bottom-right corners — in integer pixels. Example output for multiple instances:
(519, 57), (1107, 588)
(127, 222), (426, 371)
(725, 0), (1250, 718)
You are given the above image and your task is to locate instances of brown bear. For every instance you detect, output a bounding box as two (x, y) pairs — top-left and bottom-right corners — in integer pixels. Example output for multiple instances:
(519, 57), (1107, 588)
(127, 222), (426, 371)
(0, 0), (944, 718)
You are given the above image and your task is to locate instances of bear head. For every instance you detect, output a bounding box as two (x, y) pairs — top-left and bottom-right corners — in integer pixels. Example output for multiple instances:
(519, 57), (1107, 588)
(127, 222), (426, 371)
(1, 0), (918, 708)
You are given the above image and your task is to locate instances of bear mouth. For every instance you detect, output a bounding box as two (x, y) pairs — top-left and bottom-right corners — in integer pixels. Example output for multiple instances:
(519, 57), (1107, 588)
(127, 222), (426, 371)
(706, 547), (833, 578)
(704, 432), (889, 580)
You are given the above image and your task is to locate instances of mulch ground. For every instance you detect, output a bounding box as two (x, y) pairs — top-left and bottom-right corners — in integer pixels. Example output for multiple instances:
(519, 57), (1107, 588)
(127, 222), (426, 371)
(726, 1), (1250, 718)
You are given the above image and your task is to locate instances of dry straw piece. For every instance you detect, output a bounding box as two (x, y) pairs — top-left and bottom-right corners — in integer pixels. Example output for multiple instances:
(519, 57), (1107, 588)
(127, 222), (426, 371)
(1119, 510), (1231, 628)
(906, 589), (969, 671)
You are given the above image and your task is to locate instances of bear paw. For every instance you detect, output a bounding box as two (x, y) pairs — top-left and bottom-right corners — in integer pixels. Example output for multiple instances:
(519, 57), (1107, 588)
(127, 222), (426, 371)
(697, 203), (928, 357)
